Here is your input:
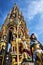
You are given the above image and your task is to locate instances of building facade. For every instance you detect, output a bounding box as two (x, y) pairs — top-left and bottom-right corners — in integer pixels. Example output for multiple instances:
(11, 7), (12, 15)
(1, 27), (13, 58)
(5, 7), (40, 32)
(0, 4), (32, 65)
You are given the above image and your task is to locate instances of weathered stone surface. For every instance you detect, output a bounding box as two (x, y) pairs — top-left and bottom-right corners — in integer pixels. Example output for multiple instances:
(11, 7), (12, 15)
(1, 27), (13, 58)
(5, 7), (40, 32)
(29, 63), (34, 65)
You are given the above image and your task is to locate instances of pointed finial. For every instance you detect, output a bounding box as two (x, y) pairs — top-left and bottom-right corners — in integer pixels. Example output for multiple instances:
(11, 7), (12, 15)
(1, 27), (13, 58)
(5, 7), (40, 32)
(14, 3), (17, 6)
(14, 3), (18, 8)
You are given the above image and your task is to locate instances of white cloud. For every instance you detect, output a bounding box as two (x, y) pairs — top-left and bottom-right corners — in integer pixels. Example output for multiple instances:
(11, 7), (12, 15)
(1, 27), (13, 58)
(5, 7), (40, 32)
(27, 0), (43, 20)
(22, 0), (43, 41)
(22, 0), (43, 20)
(24, 0), (43, 35)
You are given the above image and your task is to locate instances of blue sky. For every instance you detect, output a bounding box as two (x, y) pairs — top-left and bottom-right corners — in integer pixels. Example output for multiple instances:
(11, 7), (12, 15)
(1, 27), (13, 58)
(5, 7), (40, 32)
(0, 0), (43, 45)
